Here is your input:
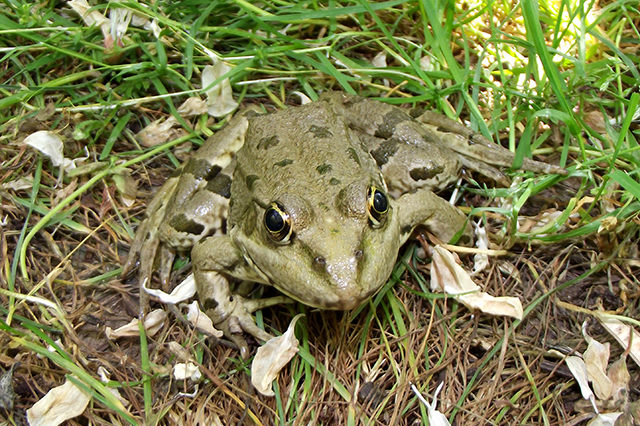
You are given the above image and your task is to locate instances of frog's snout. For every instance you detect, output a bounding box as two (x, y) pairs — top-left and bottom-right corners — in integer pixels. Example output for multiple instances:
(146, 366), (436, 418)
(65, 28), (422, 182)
(312, 250), (374, 310)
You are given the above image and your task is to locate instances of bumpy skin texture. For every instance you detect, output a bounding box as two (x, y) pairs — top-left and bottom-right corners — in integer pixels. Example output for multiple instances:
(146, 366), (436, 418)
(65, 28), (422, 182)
(123, 92), (565, 354)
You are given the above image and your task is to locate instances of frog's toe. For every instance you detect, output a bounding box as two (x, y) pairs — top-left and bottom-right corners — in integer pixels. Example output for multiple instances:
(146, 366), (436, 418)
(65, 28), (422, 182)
(223, 294), (293, 343)
(233, 313), (273, 343)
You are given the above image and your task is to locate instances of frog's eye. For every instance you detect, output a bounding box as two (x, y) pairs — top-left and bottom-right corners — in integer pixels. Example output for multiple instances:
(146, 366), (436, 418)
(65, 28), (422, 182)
(367, 186), (389, 228)
(264, 202), (293, 244)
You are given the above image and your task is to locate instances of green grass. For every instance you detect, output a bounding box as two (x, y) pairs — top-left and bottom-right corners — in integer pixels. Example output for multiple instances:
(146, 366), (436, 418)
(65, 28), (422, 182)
(1, 0), (639, 424)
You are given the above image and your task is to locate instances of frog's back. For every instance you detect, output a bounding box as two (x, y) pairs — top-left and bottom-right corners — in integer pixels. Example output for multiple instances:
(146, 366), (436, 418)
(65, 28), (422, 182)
(235, 100), (381, 201)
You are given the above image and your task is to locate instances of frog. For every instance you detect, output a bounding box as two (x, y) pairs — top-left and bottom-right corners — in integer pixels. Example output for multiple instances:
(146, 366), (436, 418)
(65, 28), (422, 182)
(122, 92), (565, 356)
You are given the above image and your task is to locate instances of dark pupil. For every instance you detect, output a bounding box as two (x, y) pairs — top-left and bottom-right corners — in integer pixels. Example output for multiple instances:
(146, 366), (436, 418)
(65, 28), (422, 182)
(372, 190), (387, 213)
(265, 209), (284, 232)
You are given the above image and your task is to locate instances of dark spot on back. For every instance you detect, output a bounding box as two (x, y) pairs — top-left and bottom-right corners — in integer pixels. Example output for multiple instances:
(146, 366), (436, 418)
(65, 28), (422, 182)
(246, 174), (259, 190)
(347, 147), (361, 166)
(257, 135), (279, 150)
(329, 177), (341, 185)
(409, 107), (425, 118)
(374, 109), (410, 139)
(467, 134), (480, 145)
(370, 139), (399, 167)
(205, 173), (232, 198)
(409, 165), (444, 181)
(170, 214), (206, 235)
(183, 158), (221, 181)
(316, 163), (332, 174)
(309, 125), (333, 138)
(274, 159), (293, 167)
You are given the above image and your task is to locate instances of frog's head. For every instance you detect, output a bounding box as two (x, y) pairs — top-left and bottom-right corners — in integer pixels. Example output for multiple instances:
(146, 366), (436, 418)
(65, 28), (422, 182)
(232, 181), (405, 310)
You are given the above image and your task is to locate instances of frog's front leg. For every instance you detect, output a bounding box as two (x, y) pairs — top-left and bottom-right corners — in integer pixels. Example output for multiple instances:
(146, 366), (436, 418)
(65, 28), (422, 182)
(396, 188), (473, 247)
(192, 236), (293, 358)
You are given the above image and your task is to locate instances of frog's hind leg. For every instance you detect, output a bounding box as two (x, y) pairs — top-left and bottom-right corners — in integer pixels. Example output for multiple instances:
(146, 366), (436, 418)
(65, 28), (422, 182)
(415, 111), (567, 176)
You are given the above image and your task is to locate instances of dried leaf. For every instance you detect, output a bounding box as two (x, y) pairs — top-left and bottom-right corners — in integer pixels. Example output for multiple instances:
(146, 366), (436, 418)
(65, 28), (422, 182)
(144, 274), (196, 304)
(583, 324), (613, 400)
(1, 175), (33, 191)
(186, 301), (223, 338)
(430, 246), (523, 319)
(251, 314), (303, 396)
(112, 169), (137, 207)
(178, 97), (208, 116)
(136, 116), (180, 147)
(173, 363), (202, 381)
(372, 51), (387, 67)
(595, 313), (640, 367)
(23, 131), (84, 171)
(105, 309), (167, 339)
(202, 59), (238, 117)
(607, 356), (630, 404)
(565, 356), (595, 402)
(598, 217), (618, 234)
(26, 379), (91, 426)
(457, 292), (523, 320)
(0, 362), (20, 411)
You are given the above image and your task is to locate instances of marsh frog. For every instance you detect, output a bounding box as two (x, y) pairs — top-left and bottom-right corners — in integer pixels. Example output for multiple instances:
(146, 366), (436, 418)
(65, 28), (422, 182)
(123, 92), (564, 354)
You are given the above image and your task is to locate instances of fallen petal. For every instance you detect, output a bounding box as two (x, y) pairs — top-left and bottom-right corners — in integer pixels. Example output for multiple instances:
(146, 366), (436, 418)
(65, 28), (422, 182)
(26, 379), (91, 426)
(251, 314), (303, 396)
(144, 274), (196, 304)
(595, 313), (640, 367)
(186, 301), (223, 338)
(582, 324), (613, 400)
(203, 60), (238, 117)
(105, 309), (167, 339)
(565, 356), (595, 402)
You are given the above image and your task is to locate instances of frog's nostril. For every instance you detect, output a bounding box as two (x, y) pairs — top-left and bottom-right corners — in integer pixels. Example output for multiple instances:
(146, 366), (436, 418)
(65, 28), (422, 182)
(313, 256), (327, 270)
(354, 249), (364, 259)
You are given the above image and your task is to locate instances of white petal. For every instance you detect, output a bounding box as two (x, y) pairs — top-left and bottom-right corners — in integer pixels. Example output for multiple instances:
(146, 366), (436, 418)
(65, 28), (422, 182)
(105, 309), (167, 339)
(202, 60), (239, 117)
(431, 246), (523, 319)
(26, 379), (91, 426)
(23, 131), (65, 167)
(186, 301), (223, 338)
(251, 314), (303, 396)
(565, 356), (595, 402)
(582, 324), (613, 400)
(143, 274), (196, 304)
(586, 412), (623, 426)
(173, 363), (202, 381)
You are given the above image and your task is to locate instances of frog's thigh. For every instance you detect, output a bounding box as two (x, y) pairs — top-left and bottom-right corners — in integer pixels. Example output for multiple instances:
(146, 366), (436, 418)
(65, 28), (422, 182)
(398, 189), (473, 246)
(371, 140), (462, 195)
(191, 236), (243, 323)
(162, 190), (230, 244)
(156, 165), (232, 249)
